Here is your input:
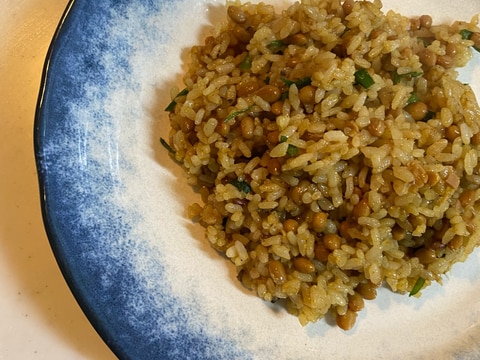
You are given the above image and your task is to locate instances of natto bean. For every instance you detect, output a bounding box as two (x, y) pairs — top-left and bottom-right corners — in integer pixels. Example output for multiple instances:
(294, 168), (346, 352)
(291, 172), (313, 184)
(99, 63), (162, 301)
(256, 85), (282, 103)
(414, 247), (437, 264)
(311, 211), (328, 232)
(268, 260), (287, 285)
(348, 292), (365, 312)
(298, 85), (316, 105)
(355, 281), (378, 300)
(336, 309), (357, 331)
(406, 101), (428, 121)
(240, 116), (255, 139)
(418, 48), (437, 67)
(419, 15), (432, 29)
(323, 233), (342, 251)
(284, 218), (299, 233)
(445, 124), (461, 142)
(293, 257), (316, 273)
(227, 5), (247, 24)
(437, 54), (454, 68)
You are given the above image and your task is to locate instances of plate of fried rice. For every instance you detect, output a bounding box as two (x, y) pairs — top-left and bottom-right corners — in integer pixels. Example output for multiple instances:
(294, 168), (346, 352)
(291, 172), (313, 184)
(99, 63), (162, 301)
(35, 0), (480, 358)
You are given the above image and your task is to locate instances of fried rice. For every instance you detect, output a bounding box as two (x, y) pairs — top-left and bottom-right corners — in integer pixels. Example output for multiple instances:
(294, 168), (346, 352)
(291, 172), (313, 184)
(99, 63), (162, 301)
(164, 0), (480, 330)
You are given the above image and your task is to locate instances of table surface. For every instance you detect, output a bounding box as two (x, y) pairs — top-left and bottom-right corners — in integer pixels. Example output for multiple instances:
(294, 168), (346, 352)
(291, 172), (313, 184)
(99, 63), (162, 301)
(0, 1), (116, 358)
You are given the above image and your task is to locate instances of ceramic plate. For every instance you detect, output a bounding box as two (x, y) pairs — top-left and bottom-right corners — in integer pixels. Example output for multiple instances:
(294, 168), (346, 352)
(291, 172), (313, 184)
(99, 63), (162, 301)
(35, 0), (480, 359)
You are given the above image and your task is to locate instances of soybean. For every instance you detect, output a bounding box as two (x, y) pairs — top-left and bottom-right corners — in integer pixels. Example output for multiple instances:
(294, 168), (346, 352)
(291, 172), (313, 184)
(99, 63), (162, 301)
(237, 79), (259, 98)
(419, 15), (432, 29)
(227, 5), (247, 24)
(284, 218), (299, 233)
(471, 32), (480, 49)
(348, 292), (365, 312)
(356, 281), (378, 300)
(352, 198), (371, 219)
(342, 0), (354, 16)
(268, 158), (282, 176)
(256, 85), (282, 103)
(323, 233), (342, 251)
(414, 247), (437, 264)
(312, 211), (328, 232)
(367, 117), (385, 137)
(406, 101), (428, 121)
(240, 116), (255, 139)
(336, 309), (357, 331)
(298, 85), (316, 105)
(314, 242), (330, 262)
(293, 257), (316, 273)
(445, 124), (461, 141)
(418, 48), (437, 67)
(437, 54), (454, 68)
(268, 260), (287, 284)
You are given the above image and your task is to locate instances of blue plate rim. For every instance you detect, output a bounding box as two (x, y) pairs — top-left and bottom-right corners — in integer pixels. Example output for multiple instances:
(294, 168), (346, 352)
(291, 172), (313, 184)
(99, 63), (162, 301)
(33, 0), (122, 358)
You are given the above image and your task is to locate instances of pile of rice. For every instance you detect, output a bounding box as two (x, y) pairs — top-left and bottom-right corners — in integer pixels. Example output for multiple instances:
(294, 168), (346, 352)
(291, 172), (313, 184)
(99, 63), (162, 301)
(164, 0), (480, 330)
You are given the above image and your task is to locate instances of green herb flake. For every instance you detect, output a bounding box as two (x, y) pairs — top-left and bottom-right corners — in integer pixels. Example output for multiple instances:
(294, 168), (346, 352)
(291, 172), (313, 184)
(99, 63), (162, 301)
(224, 106), (253, 122)
(460, 29), (474, 40)
(419, 37), (433, 47)
(281, 77), (294, 87)
(393, 71), (423, 85)
(229, 179), (252, 194)
(160, 137), (175, 153)
(409, 277), (426, 297)
(240, 53), (252, 71)
(281, 76), (312, 89)
(165, 88), (189, 112)
(407, 93), (420, 105)
(267, 40), (287, 54)
(354, 68), (375, 89)
(460, 29), (480, 53)
(422, 110), (436, 122)
(286, 144), (299, 156)
(280, 135), (288, 143)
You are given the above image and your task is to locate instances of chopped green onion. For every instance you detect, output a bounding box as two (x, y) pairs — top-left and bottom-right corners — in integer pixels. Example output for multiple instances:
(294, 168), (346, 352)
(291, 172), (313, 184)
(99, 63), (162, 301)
(354, 68), (375, 89)
(393, 71), (423, 85)
(418, 37), (433, 47)
(165, 88), (189, 112)
(240, 53), (252, 71)
(460, 29), (474, 40)
(407, 93), (420, 105)
(281, 77), (294, 87)
(409, 277), (425, 297)
(224, 106), (253, 122)
(280, 76), (312, 89)
(160, 137), (175, 153)
(267, 75), (313, 102)
(229, 179), (251, 193)
(422, 110), (436, 122)
(165, 102), (176, 112)
(460, 29), (480, 52)
(286, 144), (299, 156)
(280, 135), (288, 143)
(267, 40), (287, 54)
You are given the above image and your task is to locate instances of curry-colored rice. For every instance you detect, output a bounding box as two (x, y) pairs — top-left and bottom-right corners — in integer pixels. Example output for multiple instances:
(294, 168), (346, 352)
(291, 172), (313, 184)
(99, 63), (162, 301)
(165, 0), (480, 330)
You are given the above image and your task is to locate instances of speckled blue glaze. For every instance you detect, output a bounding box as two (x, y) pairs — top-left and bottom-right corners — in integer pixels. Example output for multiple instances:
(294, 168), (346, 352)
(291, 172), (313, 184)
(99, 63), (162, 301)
(35, 1), (250, 359)
(34, 0), (480, 359)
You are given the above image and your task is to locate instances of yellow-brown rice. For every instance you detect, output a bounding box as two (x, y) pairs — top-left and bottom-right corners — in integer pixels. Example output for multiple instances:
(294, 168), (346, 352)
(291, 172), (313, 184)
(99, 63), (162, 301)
(164, 0), (480, 330)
